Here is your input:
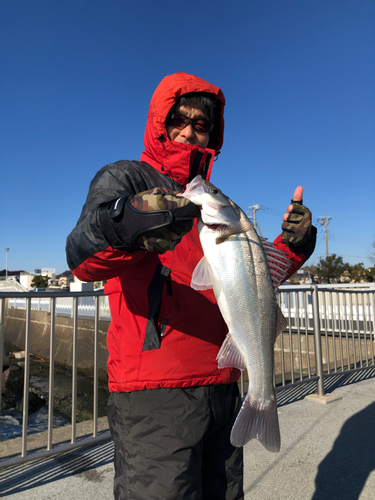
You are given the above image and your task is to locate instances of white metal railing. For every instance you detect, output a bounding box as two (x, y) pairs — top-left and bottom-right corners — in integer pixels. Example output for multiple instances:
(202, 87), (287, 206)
(0, 290), (110, 468)
(274, 284), (375, 395)
(7, 283), (375, 328)
(0, 284), (374, 468)
(278, 284), (375, 337)
(0, 278), (27, 293)
(7, 294), (111, 320)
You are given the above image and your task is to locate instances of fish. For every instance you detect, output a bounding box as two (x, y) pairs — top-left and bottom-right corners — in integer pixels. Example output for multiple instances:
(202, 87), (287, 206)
(182, 175), (292, 452)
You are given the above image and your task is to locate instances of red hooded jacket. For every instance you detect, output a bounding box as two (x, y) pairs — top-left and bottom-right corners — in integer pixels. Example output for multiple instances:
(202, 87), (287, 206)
(66, 73), (307, 392)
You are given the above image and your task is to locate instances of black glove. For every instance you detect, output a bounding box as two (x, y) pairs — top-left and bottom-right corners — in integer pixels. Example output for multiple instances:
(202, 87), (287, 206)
(99, 187), (199, 253)
(281, 200), (317, 257)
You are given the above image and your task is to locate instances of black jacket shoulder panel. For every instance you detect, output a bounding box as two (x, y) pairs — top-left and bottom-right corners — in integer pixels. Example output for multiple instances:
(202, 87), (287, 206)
(66, 160), (183, 271)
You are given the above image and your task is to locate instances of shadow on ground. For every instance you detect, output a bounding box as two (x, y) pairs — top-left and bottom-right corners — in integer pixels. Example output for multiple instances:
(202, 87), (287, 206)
(0, 438), (114, 497)
(312, 399), (375, 500)
(275, 367), (375, 500)
(276, 366), (375, 407)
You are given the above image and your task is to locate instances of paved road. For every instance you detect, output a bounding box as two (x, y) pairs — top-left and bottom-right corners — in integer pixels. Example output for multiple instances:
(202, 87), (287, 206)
(1, 370), (375, 499)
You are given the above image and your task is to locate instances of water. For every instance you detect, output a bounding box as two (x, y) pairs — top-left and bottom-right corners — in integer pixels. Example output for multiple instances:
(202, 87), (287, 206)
(0, 405), (70, 442)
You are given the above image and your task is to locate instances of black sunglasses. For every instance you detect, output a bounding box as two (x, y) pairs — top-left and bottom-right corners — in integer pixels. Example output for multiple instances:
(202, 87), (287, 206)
(167, 112), (213, 134)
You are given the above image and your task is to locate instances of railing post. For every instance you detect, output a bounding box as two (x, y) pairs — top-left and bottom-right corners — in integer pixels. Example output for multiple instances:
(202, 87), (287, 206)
(71, 296), (78, 443)
(0, 297), (5, 412)
(93, 295), (99, 437)
(47, 296), (56, 450)
(312, 285), (325, 396)
(22, 297), (31, 457)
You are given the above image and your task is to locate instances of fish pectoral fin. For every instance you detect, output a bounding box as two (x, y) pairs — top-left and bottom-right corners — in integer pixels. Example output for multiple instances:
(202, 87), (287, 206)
(191, 256), (215, 291)
(216, 333), (246, 370)
(276, 303), (288, 339)
(230, 392), (281, 452)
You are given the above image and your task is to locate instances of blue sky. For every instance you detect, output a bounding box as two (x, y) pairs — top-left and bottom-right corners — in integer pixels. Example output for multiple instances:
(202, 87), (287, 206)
(1, 0), (374, 275)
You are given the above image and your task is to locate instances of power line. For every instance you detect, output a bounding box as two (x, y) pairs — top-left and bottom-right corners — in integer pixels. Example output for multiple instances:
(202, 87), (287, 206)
(316, 235), (326, 246)
(260, 206), (285, 217)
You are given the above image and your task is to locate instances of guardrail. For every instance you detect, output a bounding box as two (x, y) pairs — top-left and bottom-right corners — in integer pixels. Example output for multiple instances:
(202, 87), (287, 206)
(0, 290), (110, 468)
(274, 285), (375, 395)
(0, 284), (374, 468)
(7, 293), (111, 320)
(0, 278), (27, 293)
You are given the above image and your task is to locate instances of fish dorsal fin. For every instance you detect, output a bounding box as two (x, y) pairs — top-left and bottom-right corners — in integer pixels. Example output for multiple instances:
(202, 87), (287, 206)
(191, 256), (220, 291)
(216, 333), (246, 370)
(260, 238), (293, 291)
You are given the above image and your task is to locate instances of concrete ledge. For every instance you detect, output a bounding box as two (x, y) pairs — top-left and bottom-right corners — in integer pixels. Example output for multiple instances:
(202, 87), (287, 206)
(0, 416), (110, 461)
(304, 392), (343, 404)
(4, 306), (109, 379)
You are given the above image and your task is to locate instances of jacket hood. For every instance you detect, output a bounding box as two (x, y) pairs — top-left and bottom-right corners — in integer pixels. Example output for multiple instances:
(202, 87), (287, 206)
(140, 72), (225, 188)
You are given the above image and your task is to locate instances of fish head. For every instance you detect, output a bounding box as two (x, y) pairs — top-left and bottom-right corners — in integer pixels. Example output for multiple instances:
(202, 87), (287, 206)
(183, 175), (239, 226)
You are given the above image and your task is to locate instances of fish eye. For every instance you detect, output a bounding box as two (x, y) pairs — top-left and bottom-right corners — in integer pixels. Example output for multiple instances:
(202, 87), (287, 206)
(211, 188), (221, 195)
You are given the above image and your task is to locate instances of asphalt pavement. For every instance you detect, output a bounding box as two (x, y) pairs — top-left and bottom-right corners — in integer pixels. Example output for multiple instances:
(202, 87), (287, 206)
(1, 369), (375, 500)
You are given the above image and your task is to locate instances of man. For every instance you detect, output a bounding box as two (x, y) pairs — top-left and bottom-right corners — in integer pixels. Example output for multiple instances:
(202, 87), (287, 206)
(66, 72), (316, 499)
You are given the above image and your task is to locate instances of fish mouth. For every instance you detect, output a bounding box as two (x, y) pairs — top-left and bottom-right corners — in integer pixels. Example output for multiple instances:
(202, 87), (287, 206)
(205, 201), (230, 211)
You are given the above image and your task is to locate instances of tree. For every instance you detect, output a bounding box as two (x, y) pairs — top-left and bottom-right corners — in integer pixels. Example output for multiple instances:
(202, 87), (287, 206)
(315, 254), (349, 283)
(348, 263), (375, 283)
(31, 275), (50, 289)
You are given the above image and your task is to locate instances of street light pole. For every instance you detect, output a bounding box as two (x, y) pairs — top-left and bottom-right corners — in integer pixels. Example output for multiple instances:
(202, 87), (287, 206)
(5, 248), (9, 281)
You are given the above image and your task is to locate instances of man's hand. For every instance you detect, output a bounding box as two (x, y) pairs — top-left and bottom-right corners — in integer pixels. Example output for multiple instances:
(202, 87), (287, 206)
(281, 186), (313, 250)
(101, 187), (200, 254)
(128, 187), (199, 253)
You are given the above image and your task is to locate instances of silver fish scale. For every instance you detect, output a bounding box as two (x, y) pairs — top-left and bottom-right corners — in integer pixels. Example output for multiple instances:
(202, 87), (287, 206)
(198, 216), (277, 400)
(184, 175), (282, 450)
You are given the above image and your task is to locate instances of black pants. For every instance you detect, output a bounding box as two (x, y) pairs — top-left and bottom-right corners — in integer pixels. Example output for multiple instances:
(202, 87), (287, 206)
(107, 383), (244, 500)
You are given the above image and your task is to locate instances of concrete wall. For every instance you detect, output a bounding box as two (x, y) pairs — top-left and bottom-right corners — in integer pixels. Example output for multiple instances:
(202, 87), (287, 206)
(5, 302), (374, 385)
(69, 279), (94, 292)
(20, 274), (34, 290)
(274, 330), (375, 383)
(4, 303), (109, 380)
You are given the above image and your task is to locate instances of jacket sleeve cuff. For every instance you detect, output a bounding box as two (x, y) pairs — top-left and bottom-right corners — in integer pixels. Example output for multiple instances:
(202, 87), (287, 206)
(286, 226), (317, 260)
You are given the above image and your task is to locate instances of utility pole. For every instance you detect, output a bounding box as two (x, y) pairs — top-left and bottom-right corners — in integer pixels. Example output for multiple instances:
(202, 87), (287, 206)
(317, 216), (332, 257)
(5, 248), (9, 281)
(248, 204), (262, 237)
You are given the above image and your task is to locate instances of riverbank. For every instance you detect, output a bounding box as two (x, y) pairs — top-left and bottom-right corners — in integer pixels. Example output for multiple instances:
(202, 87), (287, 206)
(2, 343), (110, 423)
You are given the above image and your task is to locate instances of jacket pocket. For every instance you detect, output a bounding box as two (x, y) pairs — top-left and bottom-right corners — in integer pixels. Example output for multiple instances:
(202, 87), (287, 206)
(143, 264), (172, 351)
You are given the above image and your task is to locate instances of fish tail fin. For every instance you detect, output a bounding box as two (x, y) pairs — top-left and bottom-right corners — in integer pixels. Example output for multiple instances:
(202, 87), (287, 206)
(230, 391), (280, 452)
